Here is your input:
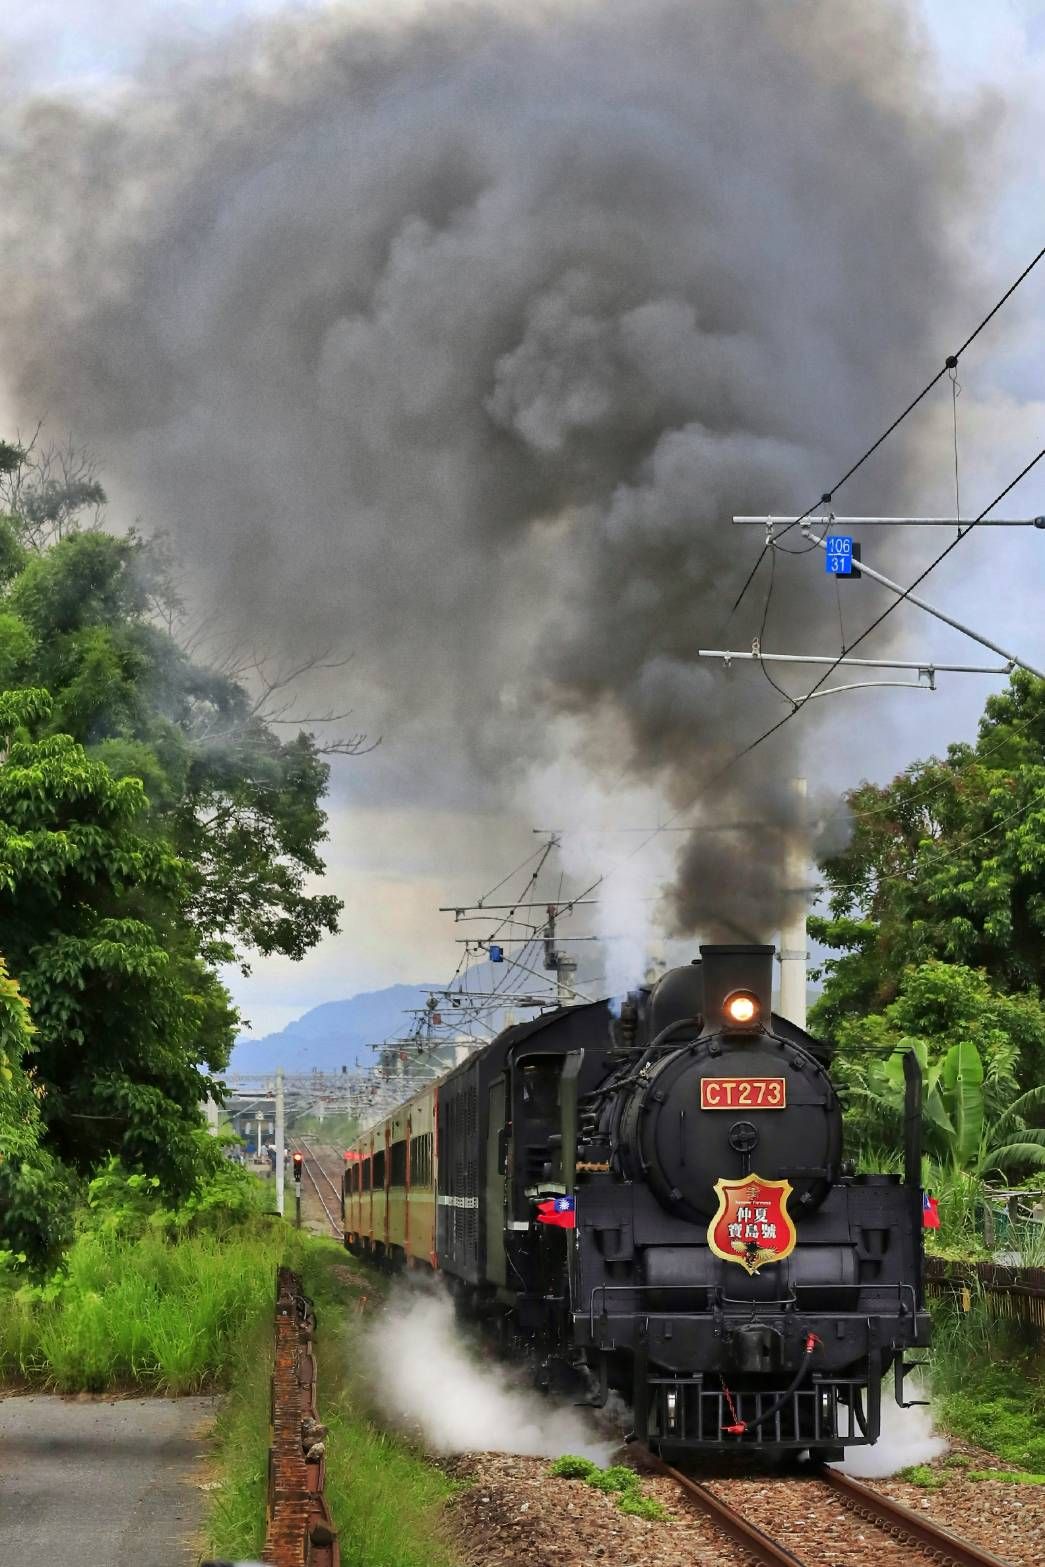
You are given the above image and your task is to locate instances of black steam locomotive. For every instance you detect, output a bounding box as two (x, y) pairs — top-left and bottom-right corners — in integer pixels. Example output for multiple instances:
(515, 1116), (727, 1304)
(345, 942), (929, 1460)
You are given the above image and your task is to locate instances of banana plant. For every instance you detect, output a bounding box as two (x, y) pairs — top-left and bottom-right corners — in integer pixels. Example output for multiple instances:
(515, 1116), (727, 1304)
(875, 1038), (1045, 1178)
(933, 1038), (1045, 1177)
(881, 1037), (955, 1139)
(939, 1038), (984, 1169)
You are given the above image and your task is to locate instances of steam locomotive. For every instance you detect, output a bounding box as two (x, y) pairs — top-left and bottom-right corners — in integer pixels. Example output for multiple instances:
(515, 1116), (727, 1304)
(342, 943), (929, 1460)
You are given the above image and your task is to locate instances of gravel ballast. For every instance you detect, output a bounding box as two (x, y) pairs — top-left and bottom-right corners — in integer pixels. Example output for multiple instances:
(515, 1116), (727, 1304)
(443, 1441), (1041, 1567)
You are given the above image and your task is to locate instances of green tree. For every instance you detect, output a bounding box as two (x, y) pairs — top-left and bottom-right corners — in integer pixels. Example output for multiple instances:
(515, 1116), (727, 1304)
(0, 441), (358, 1243)
(0, 687), (234, 1191)
(0, 947), (72, 1265)
(830, 962), (1045, 1177)
(812, 672), (1045, 1089)
(3, 527), (343, 968)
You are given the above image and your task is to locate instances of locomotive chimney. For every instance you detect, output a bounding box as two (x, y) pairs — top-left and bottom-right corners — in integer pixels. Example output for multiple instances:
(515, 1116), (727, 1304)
(699, 944), (774, 1033)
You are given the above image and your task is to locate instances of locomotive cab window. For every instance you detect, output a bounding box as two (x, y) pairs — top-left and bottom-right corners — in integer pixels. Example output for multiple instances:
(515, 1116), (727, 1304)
(520, 1058), (560, 1118)
(515, 1055), (564, 1187)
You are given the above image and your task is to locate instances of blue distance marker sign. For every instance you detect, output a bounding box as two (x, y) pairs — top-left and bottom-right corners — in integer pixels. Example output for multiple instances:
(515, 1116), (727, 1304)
(825, 536), (854, 575)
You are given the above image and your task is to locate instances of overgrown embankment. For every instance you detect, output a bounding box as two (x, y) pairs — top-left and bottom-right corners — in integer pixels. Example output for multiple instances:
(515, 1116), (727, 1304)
(206, 1236), (459, 1566)
(930, 1291), (1045, 1474)
(1, 1161), (460, 1564)
(0, 1160), (281, 1392)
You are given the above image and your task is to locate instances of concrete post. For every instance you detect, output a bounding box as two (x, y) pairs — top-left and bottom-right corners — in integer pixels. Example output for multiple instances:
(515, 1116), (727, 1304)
(779, 777), (808, 1028)
(274, 1067), (285, 1218)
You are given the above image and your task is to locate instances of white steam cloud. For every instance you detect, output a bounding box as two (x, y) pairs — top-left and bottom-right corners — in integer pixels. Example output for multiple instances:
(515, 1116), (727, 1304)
(520, 741), (677, 1000)
(365, 1282), (620, 1461)
(836, 1383), (948, 1478)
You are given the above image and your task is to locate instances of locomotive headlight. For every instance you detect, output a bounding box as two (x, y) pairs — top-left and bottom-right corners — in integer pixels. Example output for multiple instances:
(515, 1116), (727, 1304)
(724, 991), (759, 1027)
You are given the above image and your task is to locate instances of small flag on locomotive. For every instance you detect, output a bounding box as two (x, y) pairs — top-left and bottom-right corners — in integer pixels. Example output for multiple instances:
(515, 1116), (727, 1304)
(535, 1195), (576, 1229)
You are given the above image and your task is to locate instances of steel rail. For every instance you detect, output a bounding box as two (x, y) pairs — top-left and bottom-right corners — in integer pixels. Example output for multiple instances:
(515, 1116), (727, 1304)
(653, 1460), (808, 1567)
(300, 1139), (344, 1204)
(291, 1139), (342, 1237)
(817, 1467), (1016, 1567)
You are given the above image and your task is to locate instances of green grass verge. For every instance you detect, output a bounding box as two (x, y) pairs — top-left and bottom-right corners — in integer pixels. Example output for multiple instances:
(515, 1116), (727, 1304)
(200, 1298), (275, 1561)
(296, 1238), (459, 1567)
(968, 1470), (1045, 1485)
(898, 1464), (947, 1489)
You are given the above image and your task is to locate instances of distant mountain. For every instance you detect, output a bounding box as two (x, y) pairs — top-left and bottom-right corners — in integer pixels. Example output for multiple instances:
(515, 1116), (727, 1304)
(229, 962), (512, 1073)
(230, 983), (439, 1073)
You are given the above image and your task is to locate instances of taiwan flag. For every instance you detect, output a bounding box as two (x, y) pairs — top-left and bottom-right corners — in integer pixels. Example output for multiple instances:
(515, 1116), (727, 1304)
(922, 1191), (940, 1230)
(536, 1196), (576, 1229)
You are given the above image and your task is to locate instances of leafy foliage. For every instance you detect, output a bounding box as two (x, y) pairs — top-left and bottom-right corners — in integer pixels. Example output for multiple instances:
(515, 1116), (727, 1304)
(812, 670), (1045, 1044)
(0, 950), (72, 1265)
(813, 674), (1045, 1172)
(0, 687), (237, 1190)
(830, 962), (1045, 1175)
(0, 1183), (281, 1392)
(3, 525), (342, 968)
(0, 441), (347, 1248)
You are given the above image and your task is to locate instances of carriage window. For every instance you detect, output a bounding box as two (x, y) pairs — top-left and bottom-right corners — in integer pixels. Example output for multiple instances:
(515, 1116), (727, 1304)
(410, 1133), (432, 1187)
(363, 1157), (371, 1191)
(390, 1140), (407, 1186)
(373, 1148), (386, 1189)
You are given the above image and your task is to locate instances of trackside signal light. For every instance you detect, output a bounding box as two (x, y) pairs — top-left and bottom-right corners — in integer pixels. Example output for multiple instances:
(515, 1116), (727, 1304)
(724, 991), (759, 1027)
(292, 1152), (303, 1181)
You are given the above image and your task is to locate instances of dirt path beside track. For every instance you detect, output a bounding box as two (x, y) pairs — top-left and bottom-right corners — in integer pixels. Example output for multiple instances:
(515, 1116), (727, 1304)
(0, 1393), (218, 1566)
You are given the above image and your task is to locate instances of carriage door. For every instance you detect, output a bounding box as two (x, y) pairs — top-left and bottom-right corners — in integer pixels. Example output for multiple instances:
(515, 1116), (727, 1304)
(485, 1075), (507, 1288)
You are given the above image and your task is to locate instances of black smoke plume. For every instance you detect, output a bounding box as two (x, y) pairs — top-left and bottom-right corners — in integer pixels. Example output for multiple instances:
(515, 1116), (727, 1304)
(0, 0), (974, 942)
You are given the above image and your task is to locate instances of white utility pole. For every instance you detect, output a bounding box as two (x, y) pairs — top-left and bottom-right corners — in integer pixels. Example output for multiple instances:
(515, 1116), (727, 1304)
(274, 1067), (285, 1217)
(778, 777), (808, 1029)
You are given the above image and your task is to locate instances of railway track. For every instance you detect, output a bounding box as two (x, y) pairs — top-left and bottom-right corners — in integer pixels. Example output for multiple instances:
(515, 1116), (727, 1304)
(655, 1458), (1016, 1567)
(290, 1138), (343, 1237)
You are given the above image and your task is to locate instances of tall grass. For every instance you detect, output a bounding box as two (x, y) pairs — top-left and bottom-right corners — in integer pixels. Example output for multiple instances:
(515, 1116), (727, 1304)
(201, 1294), (275, 1562)
(930, 1291), (1045, 1468)
(0, 1218), (286, 1392)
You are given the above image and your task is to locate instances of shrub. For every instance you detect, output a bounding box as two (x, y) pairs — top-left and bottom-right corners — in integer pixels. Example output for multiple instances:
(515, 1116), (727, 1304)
(618, 1493), (670, 1520)
(899, 1464), (946, 1489)
(548, 1455), (598, 1480)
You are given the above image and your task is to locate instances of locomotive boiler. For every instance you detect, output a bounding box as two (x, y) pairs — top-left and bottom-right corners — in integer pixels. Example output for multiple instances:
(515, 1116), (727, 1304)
(343, 942), (929, 1461)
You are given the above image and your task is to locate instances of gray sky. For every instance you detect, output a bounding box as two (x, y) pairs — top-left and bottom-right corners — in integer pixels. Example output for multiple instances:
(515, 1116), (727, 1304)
(3, 0), (1044, 1036)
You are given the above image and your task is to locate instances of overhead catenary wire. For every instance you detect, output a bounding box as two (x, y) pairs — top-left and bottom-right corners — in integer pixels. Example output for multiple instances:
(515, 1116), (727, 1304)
(548, 441), (1045, 923)
(729, 238), (1045, 619)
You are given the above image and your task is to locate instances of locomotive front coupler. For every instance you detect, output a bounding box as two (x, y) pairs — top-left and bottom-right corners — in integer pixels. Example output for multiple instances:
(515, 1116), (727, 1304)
(727, 1320), (783, 1375)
